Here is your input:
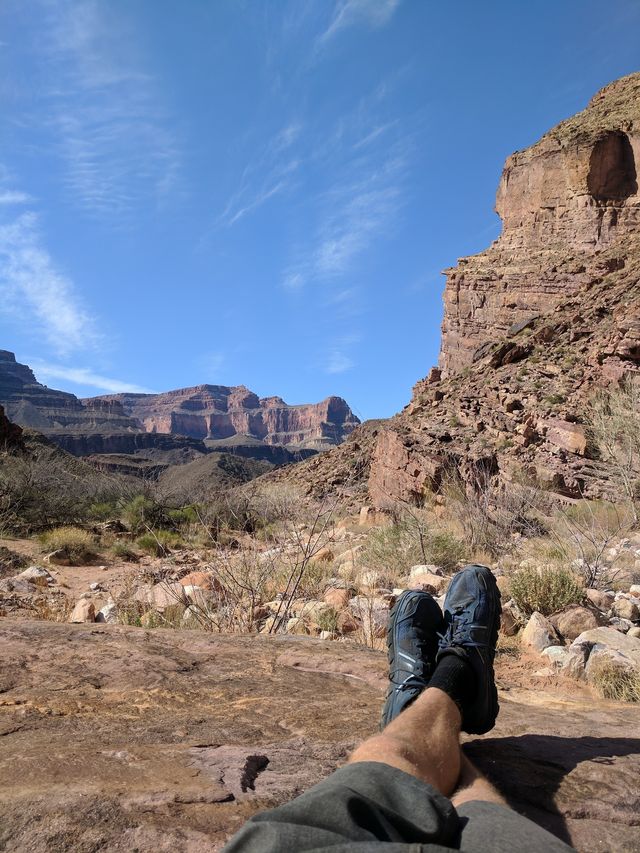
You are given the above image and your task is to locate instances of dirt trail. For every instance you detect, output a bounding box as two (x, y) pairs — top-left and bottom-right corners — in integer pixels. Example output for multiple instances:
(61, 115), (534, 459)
(0, 620), (638, 852)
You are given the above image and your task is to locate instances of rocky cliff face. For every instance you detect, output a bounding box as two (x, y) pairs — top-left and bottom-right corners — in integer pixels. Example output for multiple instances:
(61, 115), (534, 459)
(274, 74), (640, 507)
(0, 351), (140, 434)
(440, 74), (640, 376)
(90, 386), (360, 450)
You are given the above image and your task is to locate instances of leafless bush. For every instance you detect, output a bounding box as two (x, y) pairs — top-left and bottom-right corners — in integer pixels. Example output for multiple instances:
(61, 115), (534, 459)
(588, 379), (640, 520)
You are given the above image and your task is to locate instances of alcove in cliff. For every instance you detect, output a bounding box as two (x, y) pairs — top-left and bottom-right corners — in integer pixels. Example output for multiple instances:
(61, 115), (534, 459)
(587, 131), (637, 200)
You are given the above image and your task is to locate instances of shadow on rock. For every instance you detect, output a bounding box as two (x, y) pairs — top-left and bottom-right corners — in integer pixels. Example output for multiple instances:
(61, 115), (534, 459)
(464, 735), (640, 846)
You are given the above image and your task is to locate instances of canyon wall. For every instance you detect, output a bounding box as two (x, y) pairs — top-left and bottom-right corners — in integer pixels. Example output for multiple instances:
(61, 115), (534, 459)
(439, 74), (640, 376)
(91, 387), (360, 450)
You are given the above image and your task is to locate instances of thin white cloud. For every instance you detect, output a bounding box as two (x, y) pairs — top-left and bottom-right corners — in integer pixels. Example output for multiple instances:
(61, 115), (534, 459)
(218, 126), (301, 227)
(0, 211), (99, 354)
(319, 0), (401, 44)
(38, 0), (181, 217)
(30, 360), (154, 394)
(326, 349), (353, 374)
(0, 190), (33, 205)
(284, 147), (407, 288)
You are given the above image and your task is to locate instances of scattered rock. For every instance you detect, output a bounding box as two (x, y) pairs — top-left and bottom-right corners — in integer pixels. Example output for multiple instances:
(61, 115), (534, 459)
(16, 566), (55, 585)
(541, 645), (588, 679)
(323, 588), (351, 609)
(69, 599), (95, 624)
(550, 605), (605, 641)
(612, 597), (640, 622)
(96, 601), (118, 624)
(628, 626), (640, 639)
(500, 599), (523, 637)
(521, 612), (562, 652)
(286, 617), (309, 636)
(585, 589), (614, 611)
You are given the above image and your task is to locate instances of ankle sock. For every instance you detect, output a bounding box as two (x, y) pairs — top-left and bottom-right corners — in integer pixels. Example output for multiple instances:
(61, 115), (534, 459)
(428, 653), (476, 712)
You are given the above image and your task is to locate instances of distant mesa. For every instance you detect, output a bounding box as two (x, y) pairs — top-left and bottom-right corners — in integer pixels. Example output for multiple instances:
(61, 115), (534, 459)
(0, 350), (360, 466)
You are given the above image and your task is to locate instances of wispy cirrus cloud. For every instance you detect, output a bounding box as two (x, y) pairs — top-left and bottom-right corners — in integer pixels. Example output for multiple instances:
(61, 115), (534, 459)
(218, 122), (302, 226)
(0, 190), (33, 205)
(29, 360), (154, 394)
(38, 0), (181, 217)
(318, 0), (401, 45)
(0, 209), (99, 355)
(283, 145), (408, 289)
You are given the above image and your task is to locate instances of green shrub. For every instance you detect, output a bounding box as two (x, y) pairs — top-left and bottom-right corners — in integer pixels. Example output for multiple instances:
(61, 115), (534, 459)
(136, 530), (183, 556)
(361, 522), (468, 580)
(88, 501), (119, 521)
(316, 606), (339, 633)
(122, 495), (168, 534)
(509, 565), (584, 616)
(167, 505), (200, 528)
(590, 661), (640, 703)
(39, 526), (97, 564)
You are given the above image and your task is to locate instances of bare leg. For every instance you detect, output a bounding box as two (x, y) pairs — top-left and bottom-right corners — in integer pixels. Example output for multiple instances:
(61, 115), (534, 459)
(349, 687), (462, 798)
(451, 752), (507, 809)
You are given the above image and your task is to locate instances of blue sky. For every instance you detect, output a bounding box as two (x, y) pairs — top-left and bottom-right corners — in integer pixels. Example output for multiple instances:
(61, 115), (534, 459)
(1, 0), (639, 421)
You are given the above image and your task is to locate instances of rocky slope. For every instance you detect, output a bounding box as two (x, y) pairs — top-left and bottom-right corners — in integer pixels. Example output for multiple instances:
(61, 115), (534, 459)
(274, 73), (640, 506)
(0, 620), (638, 852)
(90, 386), (360, 450)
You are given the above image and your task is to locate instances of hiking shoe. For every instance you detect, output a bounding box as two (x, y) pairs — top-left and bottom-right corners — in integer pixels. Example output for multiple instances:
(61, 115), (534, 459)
(380, 590), (445, 729)
(437, 564), (501, 735)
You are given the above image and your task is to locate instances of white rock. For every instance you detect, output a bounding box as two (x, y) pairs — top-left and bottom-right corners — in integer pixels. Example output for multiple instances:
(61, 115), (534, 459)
(629, 584), (640, 597)
(16, 566), (55, 584)
(609, 617), (633, 633)
(409, 564), (444, 578)
(572, 627), (640, 677)
(96, 602), (118, 624)
(521, 612), (562, 652)
(541, 645), (588, 679)
(69, 599), (95, 623)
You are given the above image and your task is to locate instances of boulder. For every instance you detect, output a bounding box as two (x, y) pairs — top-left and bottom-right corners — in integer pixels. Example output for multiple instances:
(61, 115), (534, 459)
(628, 626), (640, 639)
(44, 549), (72, 567)
(571, 627), (640, 679)
(609, 617), (634, 633)
(407, 571), (448, 595)
(286, 617), (309, 636)
(179, 571), (223, 594)
(336, 611), (359, 634)
(334, 546), (363, 567)
(501, 599), (523, 637)
(521, 612), (562, 652)
(629, 584), (640, 597)
(95, 601), (118, 624)
(541, 645), (588, 679)
(348, 595), (389, 639)
(409, 564), (444, 577)
(323, 588), (351, 609)
(69, 599), (95, 624)
(310, 547), (334, 564)
(585, 588), (614, 611)
(136, 581), (185, 612)
(612, 597), (640, 621)
(550, 605), (605, 641)
(16, 566), (55, 585)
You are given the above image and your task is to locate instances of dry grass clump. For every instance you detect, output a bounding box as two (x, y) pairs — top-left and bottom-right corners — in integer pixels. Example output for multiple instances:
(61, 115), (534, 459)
(136, 530), (183, 556)
(39, 526), (97, 564)
(111, 542), (138, 562)
(360, 519), (467, 578)
(590, 660), (640, 703)
(509, 564), (584, 616)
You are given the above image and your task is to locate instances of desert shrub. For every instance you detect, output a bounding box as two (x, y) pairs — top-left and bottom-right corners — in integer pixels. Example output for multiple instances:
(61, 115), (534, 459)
(122, 495), (169, 534)
(0, 442), (128, 534)
(111, 542), (138, 562)
(136, 530), (183, 556)
(166, 505), (200, 528)
(316, 606), (339, 633)
(39, 526), (97, 563)
(88, 501), (119, 521)
(552, 500), (634, 589)
(509, 565), (584, 616)
(590, 660), (640, 703)
(361, 520), (467, 579)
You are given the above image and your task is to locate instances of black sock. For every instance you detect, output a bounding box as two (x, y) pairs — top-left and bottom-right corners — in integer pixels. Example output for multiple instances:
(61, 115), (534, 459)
(428, 653), (476, 712)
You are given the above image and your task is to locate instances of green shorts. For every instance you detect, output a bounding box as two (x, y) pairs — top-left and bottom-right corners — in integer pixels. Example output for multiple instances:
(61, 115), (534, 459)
(223, 761), (576, 852)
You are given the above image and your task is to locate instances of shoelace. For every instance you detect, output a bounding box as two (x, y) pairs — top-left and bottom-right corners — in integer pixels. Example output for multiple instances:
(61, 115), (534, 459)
(437, 607), (489, 650)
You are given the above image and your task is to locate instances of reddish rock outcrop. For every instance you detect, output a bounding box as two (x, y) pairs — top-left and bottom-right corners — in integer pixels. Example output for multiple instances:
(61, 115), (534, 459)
(91, 386), (359, 450)
(273, 74), (640, 507)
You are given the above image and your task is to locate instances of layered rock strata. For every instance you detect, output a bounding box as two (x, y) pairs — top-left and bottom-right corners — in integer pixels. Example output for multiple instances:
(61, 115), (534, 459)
(91, 387), (359, 450)
(273, 74), (640, 506)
